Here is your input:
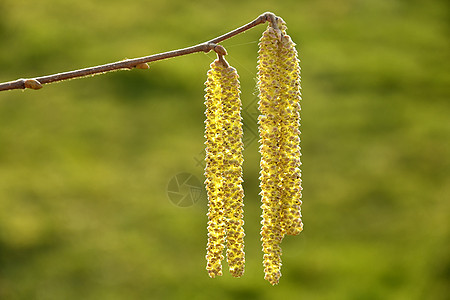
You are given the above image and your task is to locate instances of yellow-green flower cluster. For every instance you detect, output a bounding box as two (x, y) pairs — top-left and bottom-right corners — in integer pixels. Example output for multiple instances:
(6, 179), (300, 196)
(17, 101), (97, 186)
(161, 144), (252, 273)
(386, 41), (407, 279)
(257, 18), (303, 285)
(204, 58), (245, 278)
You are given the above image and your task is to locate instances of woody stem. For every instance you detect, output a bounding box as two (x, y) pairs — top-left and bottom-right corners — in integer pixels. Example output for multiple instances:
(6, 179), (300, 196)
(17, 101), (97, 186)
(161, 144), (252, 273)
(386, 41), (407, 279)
(0, 12), (276, 92)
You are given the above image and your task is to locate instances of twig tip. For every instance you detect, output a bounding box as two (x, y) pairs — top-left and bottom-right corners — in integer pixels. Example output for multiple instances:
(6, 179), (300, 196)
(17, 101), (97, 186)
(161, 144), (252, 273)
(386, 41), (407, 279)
(260, 12), (277, 22)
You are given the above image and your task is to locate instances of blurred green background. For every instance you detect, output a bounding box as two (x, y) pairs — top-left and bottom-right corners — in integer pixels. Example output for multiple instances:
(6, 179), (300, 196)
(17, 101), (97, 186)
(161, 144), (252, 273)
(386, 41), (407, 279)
(0, 0), (449, 299)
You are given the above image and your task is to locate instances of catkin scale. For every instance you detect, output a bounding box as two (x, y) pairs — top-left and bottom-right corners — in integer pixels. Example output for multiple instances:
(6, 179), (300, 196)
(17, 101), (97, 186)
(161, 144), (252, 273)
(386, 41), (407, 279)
(205, 59), (245, 278)
(257, 19), (303, 285)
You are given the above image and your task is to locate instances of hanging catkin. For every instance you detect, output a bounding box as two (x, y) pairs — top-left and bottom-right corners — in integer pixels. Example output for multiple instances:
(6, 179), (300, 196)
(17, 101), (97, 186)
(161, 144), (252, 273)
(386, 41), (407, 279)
(257, 17), (303, 285)
(277, 21), (303, 237)
(204, 58), (245, 278)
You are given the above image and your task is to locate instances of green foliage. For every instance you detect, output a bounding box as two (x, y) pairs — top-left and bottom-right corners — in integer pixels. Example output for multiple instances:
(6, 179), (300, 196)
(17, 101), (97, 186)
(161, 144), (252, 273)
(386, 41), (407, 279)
(0, 0), (449, 299)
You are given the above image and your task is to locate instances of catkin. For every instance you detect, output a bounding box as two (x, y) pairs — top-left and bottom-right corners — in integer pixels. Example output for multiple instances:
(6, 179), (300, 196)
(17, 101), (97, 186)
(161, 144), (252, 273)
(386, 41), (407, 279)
(204, 60), (226, 278)
(277, 22), (303, 237)
(205, 58), (245, 278)
(257, 18), (303, 285)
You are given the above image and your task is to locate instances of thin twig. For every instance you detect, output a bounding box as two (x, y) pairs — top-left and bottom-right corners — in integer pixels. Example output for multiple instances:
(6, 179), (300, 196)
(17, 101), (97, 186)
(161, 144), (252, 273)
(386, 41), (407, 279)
(0, 12), (275, 92)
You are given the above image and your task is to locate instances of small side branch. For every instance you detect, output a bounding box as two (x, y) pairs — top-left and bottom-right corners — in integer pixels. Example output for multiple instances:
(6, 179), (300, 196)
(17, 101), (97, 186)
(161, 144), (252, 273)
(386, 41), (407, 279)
(0, 12), (276, 92)
(208, 11), (274, 44)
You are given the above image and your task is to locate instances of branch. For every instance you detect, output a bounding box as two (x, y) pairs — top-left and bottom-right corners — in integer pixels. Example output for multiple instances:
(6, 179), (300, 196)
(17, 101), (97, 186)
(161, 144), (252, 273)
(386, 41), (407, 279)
(0, 12), (277, 92)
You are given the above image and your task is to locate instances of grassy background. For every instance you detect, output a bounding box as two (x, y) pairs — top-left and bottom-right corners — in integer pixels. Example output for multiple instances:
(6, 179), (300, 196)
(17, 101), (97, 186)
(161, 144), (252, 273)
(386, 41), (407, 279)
(0, 0), (449, 299)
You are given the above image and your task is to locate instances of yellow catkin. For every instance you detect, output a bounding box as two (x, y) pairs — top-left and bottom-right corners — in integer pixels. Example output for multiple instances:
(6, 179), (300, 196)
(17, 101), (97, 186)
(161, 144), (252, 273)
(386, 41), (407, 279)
(277, 21), (303, 237)
(205, 59), (245, 278)
(205, 61), (226, 278)
(257, 18), (303, 285)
